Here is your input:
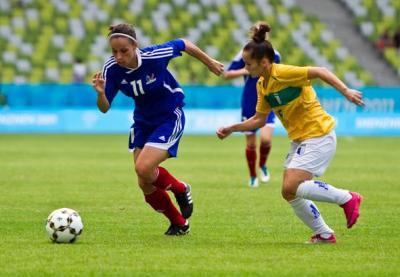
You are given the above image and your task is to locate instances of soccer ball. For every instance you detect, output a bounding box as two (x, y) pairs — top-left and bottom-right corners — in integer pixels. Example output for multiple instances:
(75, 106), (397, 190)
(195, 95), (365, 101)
(45, 208), (83, 243)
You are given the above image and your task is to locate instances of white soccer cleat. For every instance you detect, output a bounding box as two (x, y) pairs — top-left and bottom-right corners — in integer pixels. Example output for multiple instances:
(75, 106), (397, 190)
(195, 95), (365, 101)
(260, 166), (270, 183)
(248, 176), (259, 188)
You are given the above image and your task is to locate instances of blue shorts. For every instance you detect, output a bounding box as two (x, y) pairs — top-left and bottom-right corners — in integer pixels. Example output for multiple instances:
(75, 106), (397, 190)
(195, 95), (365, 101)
(242, 111), (276, 134)
(128, 107), (185, 157)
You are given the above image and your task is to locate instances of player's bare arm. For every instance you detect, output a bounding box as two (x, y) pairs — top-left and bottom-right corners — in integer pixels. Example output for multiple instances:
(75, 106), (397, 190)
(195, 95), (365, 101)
(181, 38), (224, 76)
(223, 68), (249, 79)
(308, 67), (364, 106)
(92, 72), (110, 113)
(217, 112), (267, 139)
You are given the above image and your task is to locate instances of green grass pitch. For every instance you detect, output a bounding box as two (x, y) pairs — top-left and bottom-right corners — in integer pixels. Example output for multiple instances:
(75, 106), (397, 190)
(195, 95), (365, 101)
(0, 134), (399, 276)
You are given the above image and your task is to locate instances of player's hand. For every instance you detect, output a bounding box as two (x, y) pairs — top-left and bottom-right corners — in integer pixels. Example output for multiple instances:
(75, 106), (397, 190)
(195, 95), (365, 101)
(343, 88), (364, 106)
(92, 72), (105, 95)
(208, 59), (224, 76)
(216, 126), (233, 140)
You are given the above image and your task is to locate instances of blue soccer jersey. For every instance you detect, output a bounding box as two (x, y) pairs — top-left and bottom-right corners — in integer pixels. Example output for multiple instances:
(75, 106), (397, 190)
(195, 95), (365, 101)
(102, 39), (186, 126)
(228, 49), (281, 123)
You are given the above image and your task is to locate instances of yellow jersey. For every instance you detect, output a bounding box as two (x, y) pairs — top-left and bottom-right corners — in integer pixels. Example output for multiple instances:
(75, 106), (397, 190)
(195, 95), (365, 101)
(255, 63), (335, 141)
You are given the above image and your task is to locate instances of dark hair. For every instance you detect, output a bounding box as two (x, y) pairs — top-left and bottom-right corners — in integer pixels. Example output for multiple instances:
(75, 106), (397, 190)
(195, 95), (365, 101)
(243, 22), (275, 62)
(108, 23), (137, 43)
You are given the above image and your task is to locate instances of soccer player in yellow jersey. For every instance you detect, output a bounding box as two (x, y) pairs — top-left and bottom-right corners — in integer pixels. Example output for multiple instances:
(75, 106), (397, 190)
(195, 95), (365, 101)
(217, 22), (364, 244)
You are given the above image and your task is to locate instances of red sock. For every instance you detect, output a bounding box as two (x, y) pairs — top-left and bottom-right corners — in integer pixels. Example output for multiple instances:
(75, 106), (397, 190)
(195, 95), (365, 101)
(259, 142), (271, 168)
(153, 167), (186, 194)
(144, 188), (186, 226)
(245, 146), (257, 177)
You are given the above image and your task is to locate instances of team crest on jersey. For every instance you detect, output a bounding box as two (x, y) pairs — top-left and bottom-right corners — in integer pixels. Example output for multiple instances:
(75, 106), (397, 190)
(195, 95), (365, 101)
(145, 73), (156, 85)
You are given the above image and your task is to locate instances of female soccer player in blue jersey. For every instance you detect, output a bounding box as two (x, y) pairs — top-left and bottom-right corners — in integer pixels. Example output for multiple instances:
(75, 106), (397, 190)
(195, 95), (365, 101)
(217, 22), (363, 243)
(92, 23), (224, 236)
(224, 22), (280, 188)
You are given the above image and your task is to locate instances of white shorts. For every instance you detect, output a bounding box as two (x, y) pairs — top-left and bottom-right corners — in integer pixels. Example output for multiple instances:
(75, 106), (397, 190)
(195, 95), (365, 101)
(284, 130), (337, 177)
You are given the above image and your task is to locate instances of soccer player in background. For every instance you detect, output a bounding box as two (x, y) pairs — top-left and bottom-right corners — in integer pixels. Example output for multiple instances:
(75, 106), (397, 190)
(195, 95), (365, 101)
(217, 22), (363, 243)
(92, 23), (224, 235)
(224, 22), (280, 188)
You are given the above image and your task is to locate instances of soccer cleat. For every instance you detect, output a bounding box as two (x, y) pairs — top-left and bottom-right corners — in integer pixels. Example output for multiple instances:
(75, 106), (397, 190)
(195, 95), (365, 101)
(340, 192), (363, 228)
(175, 183), (193, 219)
(259, 165), (270, 183)
(306, 233), (337, 244)
(248, 176), (259, 188)
(164, 221), (190, 236)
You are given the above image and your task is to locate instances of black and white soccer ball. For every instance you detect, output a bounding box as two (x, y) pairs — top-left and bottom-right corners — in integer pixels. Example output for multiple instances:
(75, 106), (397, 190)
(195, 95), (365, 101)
(45, 208), (83, 243)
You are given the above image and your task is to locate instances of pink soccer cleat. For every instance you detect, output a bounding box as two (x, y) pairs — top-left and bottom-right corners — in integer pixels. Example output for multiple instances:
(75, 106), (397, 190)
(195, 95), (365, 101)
(340, 192), (363, 228)
(307, 233), (337, 244)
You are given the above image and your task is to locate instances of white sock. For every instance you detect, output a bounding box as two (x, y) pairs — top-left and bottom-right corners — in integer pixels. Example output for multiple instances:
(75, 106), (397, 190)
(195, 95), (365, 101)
(289, 198), (334, 235)
(296, 180), (352, 205)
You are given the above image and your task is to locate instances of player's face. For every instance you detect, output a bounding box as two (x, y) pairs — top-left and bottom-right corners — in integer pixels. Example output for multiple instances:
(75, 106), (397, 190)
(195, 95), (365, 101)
(242, 50), (265, 78)
(110, 37), (137, 68)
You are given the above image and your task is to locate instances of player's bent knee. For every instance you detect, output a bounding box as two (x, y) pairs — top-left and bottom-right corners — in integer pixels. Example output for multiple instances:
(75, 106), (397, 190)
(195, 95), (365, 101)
(281, 184), (297, 201)
(134, 163), (153, 180)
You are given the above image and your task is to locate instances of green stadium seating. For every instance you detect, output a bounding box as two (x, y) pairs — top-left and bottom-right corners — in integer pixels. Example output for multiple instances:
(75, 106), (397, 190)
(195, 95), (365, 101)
(0, 0), (377, 86)
(340, 0), (400, 77)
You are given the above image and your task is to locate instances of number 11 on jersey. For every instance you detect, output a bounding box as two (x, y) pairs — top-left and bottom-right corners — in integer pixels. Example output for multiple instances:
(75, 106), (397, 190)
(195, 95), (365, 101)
(130, 80), (145, 96)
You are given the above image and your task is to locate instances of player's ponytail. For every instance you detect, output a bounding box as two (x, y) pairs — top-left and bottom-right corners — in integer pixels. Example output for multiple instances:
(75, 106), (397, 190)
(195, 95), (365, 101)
(250, 22), (271, 43)
(108, 23), (137, 44)
(244, 22), (275, 62)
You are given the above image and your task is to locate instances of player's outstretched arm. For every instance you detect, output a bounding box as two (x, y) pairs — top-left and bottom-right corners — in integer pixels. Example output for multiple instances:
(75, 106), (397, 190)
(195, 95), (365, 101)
(217, 112), (267, 140)
(92, 72), (110, 113)
(223, 68), (249, 80)
(308, 67), (364, 106)
(181, 38), (224, 76)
